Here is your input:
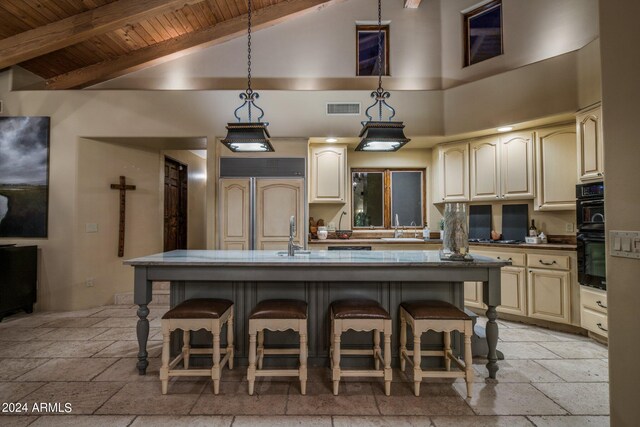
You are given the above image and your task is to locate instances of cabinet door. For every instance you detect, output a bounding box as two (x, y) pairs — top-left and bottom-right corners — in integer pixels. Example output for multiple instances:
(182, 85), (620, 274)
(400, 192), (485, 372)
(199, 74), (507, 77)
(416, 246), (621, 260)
(470, 137), (500, 201)
(309, 145), (346, 203)
(500, 132), (535, 199)
(219, 179), (250, 250)
(527, 268), (571, 324)
(576, 105), (604, 182)
(256, 179), (305, 250)
(497, 266), (527, 316)
(534, 126), (577, 211)
(439, 142), (469, 202)
(464, 281), (486, 309)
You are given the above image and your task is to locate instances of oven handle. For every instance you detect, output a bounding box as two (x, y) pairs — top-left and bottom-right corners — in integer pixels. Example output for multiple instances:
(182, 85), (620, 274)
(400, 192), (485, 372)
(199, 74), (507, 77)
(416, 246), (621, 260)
(579, 200), (604, 206)
(577, 233), (605, 242)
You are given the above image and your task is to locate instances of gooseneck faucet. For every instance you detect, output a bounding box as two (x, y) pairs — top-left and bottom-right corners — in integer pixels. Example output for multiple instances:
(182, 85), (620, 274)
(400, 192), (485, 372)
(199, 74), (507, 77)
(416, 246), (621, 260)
(288, 215), (304, 256)
(393, 214), (404, 238)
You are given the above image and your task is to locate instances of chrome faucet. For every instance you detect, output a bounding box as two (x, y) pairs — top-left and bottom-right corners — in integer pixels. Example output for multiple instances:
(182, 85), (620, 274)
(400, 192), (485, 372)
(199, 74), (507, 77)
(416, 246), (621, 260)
(393, 214), (404, 238)
(410, 221), (418, 238)
(288, 215), (304, 256)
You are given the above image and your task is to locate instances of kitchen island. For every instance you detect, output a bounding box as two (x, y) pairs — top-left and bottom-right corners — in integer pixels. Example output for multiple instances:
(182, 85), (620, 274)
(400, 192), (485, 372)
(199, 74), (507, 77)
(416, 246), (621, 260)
(126, 250), (508, 378)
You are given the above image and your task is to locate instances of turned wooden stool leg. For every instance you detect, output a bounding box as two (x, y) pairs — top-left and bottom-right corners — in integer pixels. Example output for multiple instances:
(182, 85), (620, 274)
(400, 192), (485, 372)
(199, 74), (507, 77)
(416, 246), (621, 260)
(160, 323), (170, 395)
(400, 311), (407, 372)
(373, 328), (381, 370)
(212, 331), (221, 395)
(182, 330), (191, 369)
(300, 329), (308, 395)
(248, 331), (257, 396)
(383, 330), (392, 396)
(413, 331), (422, 397)
(464, 322), (474, 398)
(332, 325), (341, 396)
(444, 331), (451, 371)
(227, 312), (234, 370)
(257, 330), (265, 370)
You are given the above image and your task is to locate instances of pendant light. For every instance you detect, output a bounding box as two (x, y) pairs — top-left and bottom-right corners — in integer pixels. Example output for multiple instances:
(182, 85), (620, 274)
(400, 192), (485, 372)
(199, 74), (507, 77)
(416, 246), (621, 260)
(221, 0), (274, 152)
(356, 0), (410, 152)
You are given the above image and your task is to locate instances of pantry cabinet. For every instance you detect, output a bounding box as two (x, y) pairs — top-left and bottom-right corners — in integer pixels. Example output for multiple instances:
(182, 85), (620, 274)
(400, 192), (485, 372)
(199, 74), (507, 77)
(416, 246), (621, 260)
(576, 104), (604, 183)
(309, 145), (346, 203)
(437, 142), (469, 202)
(534, 125), (577, 211)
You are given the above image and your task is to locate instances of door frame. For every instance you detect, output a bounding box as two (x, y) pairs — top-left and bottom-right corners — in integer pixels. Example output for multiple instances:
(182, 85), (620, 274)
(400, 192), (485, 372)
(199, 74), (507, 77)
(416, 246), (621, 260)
(164, 156), (188, 251)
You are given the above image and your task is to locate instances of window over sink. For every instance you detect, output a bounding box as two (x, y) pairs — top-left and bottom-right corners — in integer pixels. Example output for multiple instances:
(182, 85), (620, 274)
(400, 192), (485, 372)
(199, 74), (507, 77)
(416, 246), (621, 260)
(352, 168), (425, 229)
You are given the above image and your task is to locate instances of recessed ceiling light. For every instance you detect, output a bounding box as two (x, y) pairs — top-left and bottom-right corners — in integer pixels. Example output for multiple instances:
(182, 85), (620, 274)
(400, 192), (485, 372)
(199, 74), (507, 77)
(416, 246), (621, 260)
(325, 138), (338, 143)
(497, 126), (513, 132)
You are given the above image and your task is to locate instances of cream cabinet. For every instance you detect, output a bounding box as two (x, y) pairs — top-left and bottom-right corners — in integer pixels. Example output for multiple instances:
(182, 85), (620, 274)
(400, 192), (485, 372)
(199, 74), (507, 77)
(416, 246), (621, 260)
(437, 142), (469, 202)
(527, 268), (571, 324)
(309, 145), (346, 203)
(576, 104), (604, 183)
(255, 179), (305, 250)
(464, 281), (486, 309)
(580, 286), (608, 338)
(470, 137), (500, 201)
(219, 179), (250, 250)
(535, 125), (577, 211)
(499, 266), (527, 316)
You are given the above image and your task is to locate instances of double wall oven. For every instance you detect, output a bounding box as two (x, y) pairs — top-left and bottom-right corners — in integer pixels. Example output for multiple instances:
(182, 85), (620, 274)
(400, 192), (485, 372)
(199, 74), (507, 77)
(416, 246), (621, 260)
(576, 182), (606, 290)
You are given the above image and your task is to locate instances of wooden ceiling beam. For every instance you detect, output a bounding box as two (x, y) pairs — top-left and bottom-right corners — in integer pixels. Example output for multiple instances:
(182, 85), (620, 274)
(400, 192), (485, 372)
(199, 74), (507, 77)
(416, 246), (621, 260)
(0, 0), (202, 69)
(45, 0), (342, 89)
(404, 0), (422, 8)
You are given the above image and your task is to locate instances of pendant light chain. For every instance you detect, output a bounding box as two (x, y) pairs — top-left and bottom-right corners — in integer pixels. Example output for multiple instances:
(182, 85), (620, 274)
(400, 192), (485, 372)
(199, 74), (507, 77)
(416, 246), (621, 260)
(247, 0), (252, 94)
(376, 0), (383, 92)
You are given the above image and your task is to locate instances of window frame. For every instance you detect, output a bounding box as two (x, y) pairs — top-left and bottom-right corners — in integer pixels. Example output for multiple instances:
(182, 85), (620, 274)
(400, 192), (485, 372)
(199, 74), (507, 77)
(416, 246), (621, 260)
(356, 25), (390, 77)
(351, 168), (426, 230)
(463, 0), (503, 67)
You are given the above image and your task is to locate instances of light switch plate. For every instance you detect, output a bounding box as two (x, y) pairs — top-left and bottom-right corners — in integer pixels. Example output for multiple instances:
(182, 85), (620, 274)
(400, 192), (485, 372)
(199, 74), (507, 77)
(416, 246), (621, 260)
(610, 230), (640, 259)
(85, 223), (98, 233)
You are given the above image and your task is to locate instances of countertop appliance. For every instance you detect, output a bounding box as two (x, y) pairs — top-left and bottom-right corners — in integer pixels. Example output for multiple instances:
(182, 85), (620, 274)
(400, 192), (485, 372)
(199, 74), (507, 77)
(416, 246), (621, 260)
(576, 182), (606, 290)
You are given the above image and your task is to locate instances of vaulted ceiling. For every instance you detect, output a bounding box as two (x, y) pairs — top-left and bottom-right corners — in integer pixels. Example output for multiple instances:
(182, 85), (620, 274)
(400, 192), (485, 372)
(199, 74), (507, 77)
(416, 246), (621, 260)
(0, 0), (345, 89)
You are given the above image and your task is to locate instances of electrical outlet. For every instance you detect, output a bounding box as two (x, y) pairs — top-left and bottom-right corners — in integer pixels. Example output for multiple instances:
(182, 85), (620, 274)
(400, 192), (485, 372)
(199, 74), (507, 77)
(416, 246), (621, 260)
(565, 223), (574, 233)
(0, 100), (3, 114)
(85, 223), (98, 233)
(85, 278), (94, 287)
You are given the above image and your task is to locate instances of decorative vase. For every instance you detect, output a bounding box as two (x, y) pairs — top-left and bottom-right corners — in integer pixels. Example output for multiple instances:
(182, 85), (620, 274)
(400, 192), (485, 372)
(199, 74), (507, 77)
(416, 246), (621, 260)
(439, 203), (471, 261)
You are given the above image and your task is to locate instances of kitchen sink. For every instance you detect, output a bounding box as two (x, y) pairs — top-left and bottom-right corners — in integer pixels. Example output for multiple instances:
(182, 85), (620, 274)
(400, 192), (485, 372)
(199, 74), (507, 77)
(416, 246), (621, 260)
(276, 251), (312, 256)
(380, 238), (425, 242)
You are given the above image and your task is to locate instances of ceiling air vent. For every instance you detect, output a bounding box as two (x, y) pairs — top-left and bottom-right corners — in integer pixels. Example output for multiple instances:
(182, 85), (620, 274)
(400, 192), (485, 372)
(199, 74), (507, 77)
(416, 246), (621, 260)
(326, 102), (360, 116)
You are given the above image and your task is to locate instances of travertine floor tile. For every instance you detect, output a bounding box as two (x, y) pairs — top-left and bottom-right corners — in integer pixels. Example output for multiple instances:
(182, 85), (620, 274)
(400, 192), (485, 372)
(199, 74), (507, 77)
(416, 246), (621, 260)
(190, 381), (289, 415)
(286, 382), (379, 416)
(90, 308), (138, 318)
(374, 382), (473, 416)
(93, 340), (162, 358)
(131, 415), (233, 427)
(21, 382), (125, 414)
(37, 328), (110, 342)
(28, 415), (135, 427)
(0, 382), (45, 402)
(42, 307), (108, 318)
(334, 416), (433, 427)
(41, 318), (106, 328)
(91, 327), (161, 341)
(97, 382), (206, 415)
(16, 358), (118, 382)
(35, 340), (113, 358)
(431, 415), (534, 426)
(0, 316), (53, 329)
(0, 416), (39, 426)
(0, 358), (47, 380)
(528, 415), (610, 426)
(496, 342), (561, 360)
(497, 328), (560, 342)
(235, 415), (331, 427)
(472, 360), (563, 383)
(538, 341), (609, 359)
(0, 328), (54, 342)
(92, 317), (150, 328)
(536, 359), (608, 382)
(92, 357), (162, 382)
(533, 383), (609, 415)
(453, 382), (566, 416)
(0, 341), (52, 358)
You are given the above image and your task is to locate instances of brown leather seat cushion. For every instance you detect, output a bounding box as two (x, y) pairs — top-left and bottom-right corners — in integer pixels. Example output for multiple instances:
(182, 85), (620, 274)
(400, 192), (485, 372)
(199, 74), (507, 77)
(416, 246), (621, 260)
(331, 299), (390, 320)
(249, 299), (308, 320)
(162, 298), (233, 320)
(400, 300), (471, 320)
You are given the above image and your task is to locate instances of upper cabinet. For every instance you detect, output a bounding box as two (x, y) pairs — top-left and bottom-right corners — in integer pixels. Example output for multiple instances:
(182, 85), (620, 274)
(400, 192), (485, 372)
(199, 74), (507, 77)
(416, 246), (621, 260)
(438, 142), (469, 202)
(576, 104), (604, 183)
(309, 145), (346, 203)
(535, 125), (577, 211)
(469, 132), (535, 201)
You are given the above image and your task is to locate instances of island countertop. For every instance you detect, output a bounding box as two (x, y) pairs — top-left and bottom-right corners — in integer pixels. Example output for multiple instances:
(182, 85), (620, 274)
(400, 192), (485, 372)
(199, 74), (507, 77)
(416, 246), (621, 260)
(125, 249), (510, 267)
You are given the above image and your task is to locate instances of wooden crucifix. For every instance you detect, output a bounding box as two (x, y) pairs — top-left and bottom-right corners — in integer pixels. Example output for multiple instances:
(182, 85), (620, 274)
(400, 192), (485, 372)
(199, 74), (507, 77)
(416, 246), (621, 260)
(110, 176), (136, 257)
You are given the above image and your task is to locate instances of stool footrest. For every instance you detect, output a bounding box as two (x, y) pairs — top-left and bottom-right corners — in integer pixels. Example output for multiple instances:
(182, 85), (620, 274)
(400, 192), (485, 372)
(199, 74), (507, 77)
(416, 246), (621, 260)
(339, 349), (379, 356)
(168, 369), (212, 377)
(261, 348), (300, 355)
(189, 348), (230, 355)
(339, 370), (385, 377)
(254, 369), (300, 377)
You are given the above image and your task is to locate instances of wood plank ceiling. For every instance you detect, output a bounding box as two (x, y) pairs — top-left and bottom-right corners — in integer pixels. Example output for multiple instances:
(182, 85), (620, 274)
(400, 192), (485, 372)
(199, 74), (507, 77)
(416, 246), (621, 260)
(0, 0), (337, 89)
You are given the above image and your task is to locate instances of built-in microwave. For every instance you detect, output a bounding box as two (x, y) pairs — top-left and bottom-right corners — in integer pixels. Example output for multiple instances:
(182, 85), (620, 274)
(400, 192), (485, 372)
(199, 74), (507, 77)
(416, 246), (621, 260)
(576, 182), (605, 231)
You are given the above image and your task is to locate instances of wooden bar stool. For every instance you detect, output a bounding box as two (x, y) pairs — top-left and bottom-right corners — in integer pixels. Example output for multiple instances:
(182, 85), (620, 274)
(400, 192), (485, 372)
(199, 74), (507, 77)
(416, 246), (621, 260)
(330, 299), (392, 396)
(247, 299), (308, 395)
(399, 300), (473, 397)
(160, 298), (234, 395)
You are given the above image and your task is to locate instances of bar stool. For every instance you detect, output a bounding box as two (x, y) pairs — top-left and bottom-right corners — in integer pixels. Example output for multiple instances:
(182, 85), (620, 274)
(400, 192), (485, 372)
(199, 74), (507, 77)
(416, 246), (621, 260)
(399, 300), (473, 397)
(330, 299), (392, 396)
(247, 299), (308, 395)
(160, 298), (234, 395)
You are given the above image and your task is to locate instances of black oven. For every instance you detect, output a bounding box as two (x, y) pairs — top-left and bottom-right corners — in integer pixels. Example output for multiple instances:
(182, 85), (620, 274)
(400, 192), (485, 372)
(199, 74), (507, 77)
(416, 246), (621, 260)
(576, 182), (605, 290)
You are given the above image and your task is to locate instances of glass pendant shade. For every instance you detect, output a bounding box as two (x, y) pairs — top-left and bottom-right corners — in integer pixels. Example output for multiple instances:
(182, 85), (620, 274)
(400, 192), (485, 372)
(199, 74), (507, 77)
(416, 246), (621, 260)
(356, 121), (410, 152)
(221, 122), (273, 152)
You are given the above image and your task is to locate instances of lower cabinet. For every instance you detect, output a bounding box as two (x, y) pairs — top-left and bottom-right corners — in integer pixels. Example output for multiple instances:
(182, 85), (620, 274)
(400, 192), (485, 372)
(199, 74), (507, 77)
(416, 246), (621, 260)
(498, 266), (527, 316)
(580, 286), (608, 338)
(527, 268), (571, 324)
(464, 281), (486, 310)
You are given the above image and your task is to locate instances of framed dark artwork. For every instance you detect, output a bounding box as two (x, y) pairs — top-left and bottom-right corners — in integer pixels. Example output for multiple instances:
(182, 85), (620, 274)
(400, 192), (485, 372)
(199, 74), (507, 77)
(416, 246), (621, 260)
(0, 117), (50, 238)
(463, 0), (503, 67)
(356, 25), (390, 76)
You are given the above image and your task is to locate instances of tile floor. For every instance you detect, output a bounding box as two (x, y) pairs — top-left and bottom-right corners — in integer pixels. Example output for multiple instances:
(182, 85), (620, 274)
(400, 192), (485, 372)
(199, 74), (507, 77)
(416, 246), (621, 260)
(0, 304), (610, 426)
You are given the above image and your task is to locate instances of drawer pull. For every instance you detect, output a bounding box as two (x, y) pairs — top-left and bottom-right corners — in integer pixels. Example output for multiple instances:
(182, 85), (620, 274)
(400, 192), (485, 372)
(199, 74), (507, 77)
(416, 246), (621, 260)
(539, 260), (557, 266)
(596, 300), (608, 309)
(596, 323), (608, 332)
(496, 257), (512, 261)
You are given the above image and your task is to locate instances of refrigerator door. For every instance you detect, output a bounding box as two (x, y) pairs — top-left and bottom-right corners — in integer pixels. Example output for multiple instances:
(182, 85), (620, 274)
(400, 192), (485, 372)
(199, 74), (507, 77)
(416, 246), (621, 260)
(254, 178), (305, 251)
(219, 178), (251, 250)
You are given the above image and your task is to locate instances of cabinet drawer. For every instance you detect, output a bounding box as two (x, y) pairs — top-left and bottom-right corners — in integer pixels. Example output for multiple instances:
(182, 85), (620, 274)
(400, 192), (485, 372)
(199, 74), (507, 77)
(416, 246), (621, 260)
(581, 307), (608, 338)
(527, 253), (570, 270)
(473, 250), (526, 267)
(580, 287), (607, 313)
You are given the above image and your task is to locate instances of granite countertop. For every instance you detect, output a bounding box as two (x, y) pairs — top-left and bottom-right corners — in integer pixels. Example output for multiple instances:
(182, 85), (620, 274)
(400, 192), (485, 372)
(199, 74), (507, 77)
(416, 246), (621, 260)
(308, 238), (442, 244)
(125, 250), (510, 267)
(308, 239), (576, 250)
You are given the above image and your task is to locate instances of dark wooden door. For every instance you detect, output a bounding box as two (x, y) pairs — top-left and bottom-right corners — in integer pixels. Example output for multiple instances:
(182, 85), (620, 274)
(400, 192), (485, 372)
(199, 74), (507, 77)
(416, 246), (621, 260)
(164, 157), (188, 251)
